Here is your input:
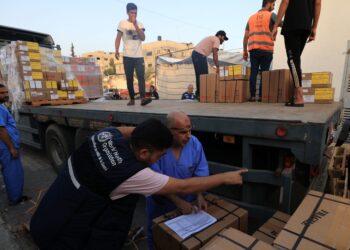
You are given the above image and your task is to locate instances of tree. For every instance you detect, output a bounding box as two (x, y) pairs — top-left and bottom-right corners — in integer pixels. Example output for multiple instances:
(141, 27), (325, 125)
(70, 43), (76, 57)
(103, 59), (116, 76)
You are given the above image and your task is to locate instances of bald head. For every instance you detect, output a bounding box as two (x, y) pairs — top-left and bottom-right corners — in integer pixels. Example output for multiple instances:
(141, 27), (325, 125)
(166, 111), (190, 128)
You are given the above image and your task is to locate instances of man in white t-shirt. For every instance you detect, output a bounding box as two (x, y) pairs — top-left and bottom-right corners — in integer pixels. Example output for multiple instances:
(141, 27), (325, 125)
(192, 31), (228, 99)
(115, 3), (152, 106)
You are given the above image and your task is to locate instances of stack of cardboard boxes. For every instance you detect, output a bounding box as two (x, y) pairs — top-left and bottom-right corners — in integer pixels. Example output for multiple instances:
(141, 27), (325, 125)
(302, 72), (334, 104)
(63, 56), (103, 99)
(15, 41), (86, 103)
(200, 65), (250, 103)
(152, 194), (248, 250)
(261, 69), (293, 103)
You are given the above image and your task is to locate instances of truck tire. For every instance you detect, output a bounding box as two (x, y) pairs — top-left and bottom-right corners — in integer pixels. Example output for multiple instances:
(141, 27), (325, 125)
(75, 128), (95, 149)
(45, 124), (75, 172)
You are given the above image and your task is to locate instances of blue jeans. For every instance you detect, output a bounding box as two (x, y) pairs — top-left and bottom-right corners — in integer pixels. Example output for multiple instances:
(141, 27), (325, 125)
(192, 50), (208, 97)
(0, 147), (24, 203)
(123, 57), (146, 99)
(249, 50), (273, 98)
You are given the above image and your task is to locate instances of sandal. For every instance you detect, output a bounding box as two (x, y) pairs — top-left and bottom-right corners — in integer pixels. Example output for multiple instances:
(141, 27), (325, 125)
(285, 101), (304, 107)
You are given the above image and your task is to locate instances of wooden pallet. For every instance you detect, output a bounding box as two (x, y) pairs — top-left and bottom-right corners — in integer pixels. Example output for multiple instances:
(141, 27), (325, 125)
(26, 98), (88, 107)
(328, 146), (347, 179)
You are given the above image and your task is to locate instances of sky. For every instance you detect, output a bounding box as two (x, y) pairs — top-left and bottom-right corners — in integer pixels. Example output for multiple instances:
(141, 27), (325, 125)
(1, 0), (266, 56)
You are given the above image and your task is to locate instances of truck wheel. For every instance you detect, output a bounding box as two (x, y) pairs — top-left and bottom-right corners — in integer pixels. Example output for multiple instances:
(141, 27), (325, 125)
(45, 124), (75, 172)
(75, 128), (95, 149)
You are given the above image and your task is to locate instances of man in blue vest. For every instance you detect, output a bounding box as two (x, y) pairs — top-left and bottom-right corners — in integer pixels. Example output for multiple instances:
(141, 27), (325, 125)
(0, 83), (27, 206)
(146, 112), (209, 250)
(30, 118), (247, 250)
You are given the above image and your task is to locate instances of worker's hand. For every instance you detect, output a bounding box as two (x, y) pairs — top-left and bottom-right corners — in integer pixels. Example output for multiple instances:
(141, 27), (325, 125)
(308, 28), (317, 43)
(196, 193), (208, 211)
(271, 26), (278, 41)
(130, 16), (137, 25)
(10, 147), (18, 159)
(243, 51), (249, 61)
(223, 169), (248, 185)
(115, 52), (120, 60)
(176, 199), (194, 215)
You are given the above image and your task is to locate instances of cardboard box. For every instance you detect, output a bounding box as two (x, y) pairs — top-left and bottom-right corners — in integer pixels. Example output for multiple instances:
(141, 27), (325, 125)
(200, 74), (218, 103)
(234, 80), (249, 103)
(253, 211), (290, 245)
(202, 227), (275, 250)
(273, 190), (350, 250)
(24, 90), (46, 102)
(262, 69), (293, 103)
(67, 91), (76, 100)
(44, 81), (58, 90)
(303, 88), (334, 104)
(23, 80), (36, 91)
(302, 72), (332, 88)
(216, 80), (226, 103)
(74, 90), (85, 99)
(219, 65), (250, 81)
(58, 90), (68, 99)
(58, 80), (69, 90)
(16, 41), (40, 52)
(152, 194), (248, 250)
(45, 90), (59, 101)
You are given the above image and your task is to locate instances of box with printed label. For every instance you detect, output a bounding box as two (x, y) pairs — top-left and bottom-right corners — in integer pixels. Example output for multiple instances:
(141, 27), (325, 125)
(67, 91), (76, 100)
(24, 90), (46, 102)
(44, 81), (58, 90)
(58, 80), (69, 91)
(152, 194), (248, 250)
(219, 65), (250, 81)
(200, 74), (218, 103)
(74, 90), (85, 99)
(274, 191), (350, 250)
(253, 211), (290, 245)
(57, 90), (68, 99)
(16, 41), (40, 52)
(45, 90), (59, 101)
(202, 227), (275, 250)
(303, 88), (334, 104)
(302, 72), (332, 88)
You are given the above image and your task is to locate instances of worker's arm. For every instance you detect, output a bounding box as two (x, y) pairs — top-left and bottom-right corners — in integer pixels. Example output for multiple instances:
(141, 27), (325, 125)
(166, 194), (194, 214)
(130, 16), (145, 41)
(272, 0), (289, 41)
(115, 31), (122, 60)
(0, 127), (18, 158)
(308, 0), (321, 42)
(243, 30), (249, 61)
(212, 48), (220, 73)
(156, 169), (247, 196)
(116, 126), (135, 138)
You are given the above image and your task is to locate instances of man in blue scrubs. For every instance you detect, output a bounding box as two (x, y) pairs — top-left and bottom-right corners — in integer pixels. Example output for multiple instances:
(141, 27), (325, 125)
(146, 111), (209, 249)
(0, 83), (26, 205)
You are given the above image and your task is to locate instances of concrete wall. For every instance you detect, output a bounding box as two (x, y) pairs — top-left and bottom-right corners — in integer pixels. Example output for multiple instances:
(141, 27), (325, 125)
(272, 0), (350, 100)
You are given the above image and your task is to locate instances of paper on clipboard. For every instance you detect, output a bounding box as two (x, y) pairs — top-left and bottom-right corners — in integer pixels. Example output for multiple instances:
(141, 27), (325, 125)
(164, 210), (217, 239)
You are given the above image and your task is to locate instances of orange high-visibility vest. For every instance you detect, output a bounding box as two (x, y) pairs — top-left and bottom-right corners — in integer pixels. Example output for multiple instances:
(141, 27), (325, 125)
(248, 11), (274, 52)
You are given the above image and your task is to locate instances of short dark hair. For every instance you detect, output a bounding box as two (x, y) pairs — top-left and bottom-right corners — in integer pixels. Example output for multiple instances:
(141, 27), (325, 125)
(0, 83), (6, 88)
(262, 0), (275, 7)
(126, 3), (137, 13)
(130, 118), (173, 151)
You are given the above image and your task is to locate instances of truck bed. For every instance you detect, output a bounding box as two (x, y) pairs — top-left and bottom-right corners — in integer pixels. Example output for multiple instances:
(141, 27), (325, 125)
(22, 99), (342, 124)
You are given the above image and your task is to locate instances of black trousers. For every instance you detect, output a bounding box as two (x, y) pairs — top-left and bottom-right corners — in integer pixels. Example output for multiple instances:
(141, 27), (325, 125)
(123, 56), (146, 99)
(192, 50), (208, 97)
(30, 163), (132, 250)
(283, 30), (310, 88)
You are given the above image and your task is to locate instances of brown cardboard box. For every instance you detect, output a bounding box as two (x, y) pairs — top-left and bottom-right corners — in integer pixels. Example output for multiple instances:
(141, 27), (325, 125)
(16, 51), (41, 62)
(202, 227), (275, 250)
(262, 69), (293, 103)
(225, 80), (235, 103)
(200, 74), (218, 103)
(234, 80), (249, 103)
(253, 211), (290, 245)
(58, 80), (69, 91)
(273, 190), (350, 250)
(152, 194), (248, 250)
(58, 90), (68, 99)
(24, 90), (46, 102)
(74, 90), (85, 99)
(303, 88), (334, 104)
(44, 90), (59, 101)
(219, 65), (250, 81)
(67, 91), (76, 100)
(302, 72), (332, 88)
(216, 80), (226, 103)
(16, 41), (40, 52)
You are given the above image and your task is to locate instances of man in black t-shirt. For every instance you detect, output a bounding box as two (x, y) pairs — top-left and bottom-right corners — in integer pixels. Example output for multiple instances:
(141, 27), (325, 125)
(181, 84), (196, 100)
(272, 0), (321, 107)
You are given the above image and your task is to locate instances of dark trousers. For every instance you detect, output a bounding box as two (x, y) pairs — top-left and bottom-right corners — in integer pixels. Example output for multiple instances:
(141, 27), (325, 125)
(30, 163), (131, 250)
(283, 30), (310, 88)
(192, 50), (208, 97)
(249, 50), (273, 98)
(123, 56), (146, 99)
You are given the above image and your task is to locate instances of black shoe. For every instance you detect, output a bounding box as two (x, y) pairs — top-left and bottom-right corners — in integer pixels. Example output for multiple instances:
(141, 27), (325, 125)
(8, 195), (30, 206)
(141, 97), (152, 106)
(127, 100), (135, 106)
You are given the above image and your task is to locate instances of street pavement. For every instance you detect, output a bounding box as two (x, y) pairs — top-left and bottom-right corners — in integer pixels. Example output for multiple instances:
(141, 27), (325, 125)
(0, 145), (148, 250)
